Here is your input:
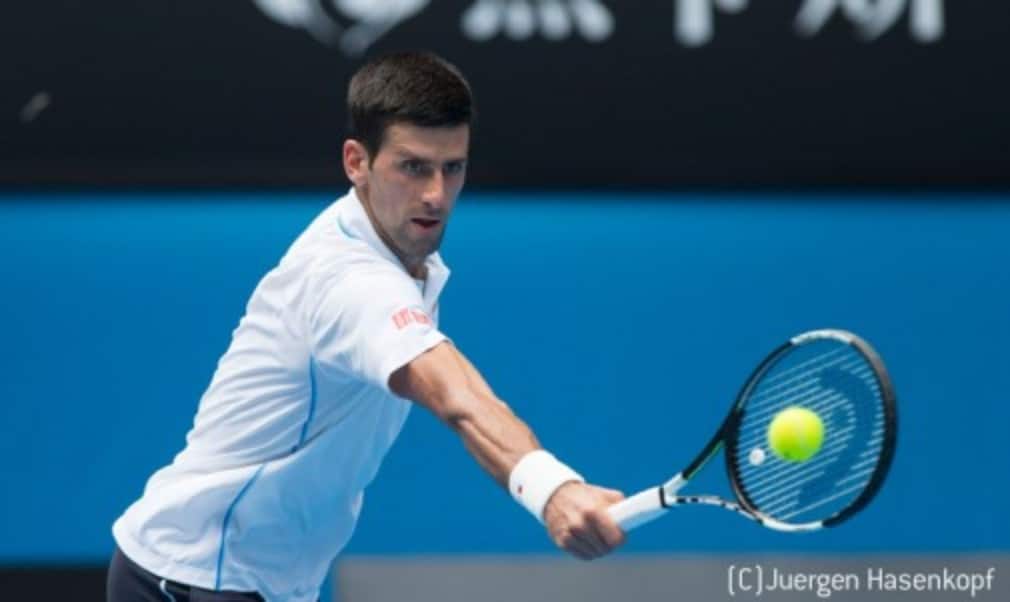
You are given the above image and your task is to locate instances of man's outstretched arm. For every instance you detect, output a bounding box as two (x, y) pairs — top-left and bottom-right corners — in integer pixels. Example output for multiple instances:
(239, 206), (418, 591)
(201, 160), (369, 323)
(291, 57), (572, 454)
(389, 341), (626, 560)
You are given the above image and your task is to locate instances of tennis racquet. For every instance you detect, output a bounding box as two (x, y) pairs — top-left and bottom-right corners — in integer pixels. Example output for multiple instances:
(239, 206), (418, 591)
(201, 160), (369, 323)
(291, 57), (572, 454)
(607, 328), (897, 533)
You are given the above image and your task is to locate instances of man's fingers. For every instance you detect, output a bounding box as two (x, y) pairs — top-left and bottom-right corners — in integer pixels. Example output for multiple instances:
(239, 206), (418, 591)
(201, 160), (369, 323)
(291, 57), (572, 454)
(599, 487), (625, 504)
(571, 524), (608, 557)
(545, 482), (629, 560)
(561, 535), (595, 561)
(588, 508), (627, 548)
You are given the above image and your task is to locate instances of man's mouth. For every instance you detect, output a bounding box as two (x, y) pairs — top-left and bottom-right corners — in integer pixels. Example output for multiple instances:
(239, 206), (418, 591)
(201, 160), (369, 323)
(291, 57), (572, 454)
(411, 218), (440, 230)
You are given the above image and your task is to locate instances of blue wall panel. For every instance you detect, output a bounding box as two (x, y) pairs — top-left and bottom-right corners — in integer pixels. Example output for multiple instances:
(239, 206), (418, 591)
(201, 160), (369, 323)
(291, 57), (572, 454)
(1, 194), (1007, 562)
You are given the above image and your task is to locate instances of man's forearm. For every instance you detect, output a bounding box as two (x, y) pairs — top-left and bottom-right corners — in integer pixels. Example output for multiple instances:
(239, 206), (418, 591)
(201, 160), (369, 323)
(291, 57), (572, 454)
(391, 341), (583, 522)
(442, 389), (540, 487)
(390, 342), (624, 556)
(390, 342), (540, 486)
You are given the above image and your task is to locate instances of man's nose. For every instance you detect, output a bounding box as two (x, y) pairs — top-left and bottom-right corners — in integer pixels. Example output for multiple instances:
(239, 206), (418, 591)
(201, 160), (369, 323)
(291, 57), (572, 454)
(422, 171), (448, 210)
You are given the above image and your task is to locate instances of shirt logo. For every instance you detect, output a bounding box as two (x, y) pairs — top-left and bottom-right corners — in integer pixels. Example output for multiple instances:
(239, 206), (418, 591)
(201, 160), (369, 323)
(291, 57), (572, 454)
(392, 307), (433, 330)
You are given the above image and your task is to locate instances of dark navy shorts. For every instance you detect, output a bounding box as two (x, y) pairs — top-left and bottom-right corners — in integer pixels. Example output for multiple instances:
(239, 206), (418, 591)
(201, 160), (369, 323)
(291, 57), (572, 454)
(106, 546), (265, 602)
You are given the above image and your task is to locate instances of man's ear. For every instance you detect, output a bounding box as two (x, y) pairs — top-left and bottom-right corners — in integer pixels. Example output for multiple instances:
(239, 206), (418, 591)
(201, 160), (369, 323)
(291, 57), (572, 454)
(343, 139), (371, 188)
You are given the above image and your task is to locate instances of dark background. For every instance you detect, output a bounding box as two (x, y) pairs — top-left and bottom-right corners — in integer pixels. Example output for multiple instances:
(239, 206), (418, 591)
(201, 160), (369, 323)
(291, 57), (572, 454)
(3, 1), (1008, 188)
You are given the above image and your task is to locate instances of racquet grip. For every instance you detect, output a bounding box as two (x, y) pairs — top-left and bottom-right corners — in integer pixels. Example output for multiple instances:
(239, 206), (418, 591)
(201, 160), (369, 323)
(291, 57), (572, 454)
(607, 487), (667, 531)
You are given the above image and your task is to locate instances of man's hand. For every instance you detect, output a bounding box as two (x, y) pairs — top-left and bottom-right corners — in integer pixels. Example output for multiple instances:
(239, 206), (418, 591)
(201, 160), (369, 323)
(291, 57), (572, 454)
(543, 481), (626, 560)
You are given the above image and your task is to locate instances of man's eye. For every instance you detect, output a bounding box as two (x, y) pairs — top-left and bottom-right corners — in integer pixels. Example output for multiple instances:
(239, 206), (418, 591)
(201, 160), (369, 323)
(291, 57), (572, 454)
(402, 160), (426, 175)
(444, 162), (466, 175)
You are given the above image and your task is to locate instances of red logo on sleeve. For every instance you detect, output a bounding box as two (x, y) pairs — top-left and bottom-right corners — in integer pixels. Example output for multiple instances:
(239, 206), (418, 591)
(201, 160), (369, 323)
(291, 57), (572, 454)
(392, 307), (433, 330)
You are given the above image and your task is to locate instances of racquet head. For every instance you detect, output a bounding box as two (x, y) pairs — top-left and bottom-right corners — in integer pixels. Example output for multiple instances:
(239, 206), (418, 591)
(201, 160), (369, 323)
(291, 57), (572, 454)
(723, 329), (897, 531)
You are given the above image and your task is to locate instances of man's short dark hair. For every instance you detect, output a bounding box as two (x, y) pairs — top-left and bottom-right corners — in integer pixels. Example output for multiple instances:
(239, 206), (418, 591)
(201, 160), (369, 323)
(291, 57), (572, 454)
(347, 51), (475, 161)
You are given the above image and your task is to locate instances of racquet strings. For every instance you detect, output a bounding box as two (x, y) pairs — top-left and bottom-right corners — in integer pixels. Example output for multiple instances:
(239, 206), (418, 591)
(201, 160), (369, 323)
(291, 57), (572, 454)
(730, 339), (888, 525)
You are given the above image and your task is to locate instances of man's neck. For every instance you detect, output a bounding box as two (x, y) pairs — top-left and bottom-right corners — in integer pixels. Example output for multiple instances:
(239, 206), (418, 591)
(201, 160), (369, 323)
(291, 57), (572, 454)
(355, 185), (427, 280)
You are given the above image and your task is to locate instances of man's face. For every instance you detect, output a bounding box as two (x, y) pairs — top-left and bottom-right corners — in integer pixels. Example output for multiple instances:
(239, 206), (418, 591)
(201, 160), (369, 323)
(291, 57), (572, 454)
(347, 123), (469, 272)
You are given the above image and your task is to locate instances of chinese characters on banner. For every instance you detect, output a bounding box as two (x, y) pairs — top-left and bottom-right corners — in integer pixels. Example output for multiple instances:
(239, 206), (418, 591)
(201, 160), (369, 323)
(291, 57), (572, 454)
(794, 0), (944, 42)
(252, 1), (945, 53)
(676, 0), (945, 46)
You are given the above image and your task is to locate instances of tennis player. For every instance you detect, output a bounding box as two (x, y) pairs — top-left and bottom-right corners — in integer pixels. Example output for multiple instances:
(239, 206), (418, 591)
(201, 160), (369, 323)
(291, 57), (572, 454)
(107, 51), (625, 602)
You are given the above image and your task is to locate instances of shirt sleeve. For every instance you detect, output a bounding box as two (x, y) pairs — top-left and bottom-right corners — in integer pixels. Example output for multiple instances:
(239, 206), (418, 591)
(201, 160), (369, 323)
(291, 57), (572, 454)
(309, 267), (447, 393)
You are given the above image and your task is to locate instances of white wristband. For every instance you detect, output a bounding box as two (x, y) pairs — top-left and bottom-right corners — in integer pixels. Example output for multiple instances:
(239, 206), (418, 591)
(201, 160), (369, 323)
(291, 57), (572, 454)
(508, 450), (584, 524)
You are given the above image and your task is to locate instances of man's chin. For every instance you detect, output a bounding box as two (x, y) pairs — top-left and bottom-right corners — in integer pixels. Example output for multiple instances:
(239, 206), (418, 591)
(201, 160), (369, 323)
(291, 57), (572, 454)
(397, 240), (440, 264)
(413, 232), (444, 257)
(417, 240), (442, 258)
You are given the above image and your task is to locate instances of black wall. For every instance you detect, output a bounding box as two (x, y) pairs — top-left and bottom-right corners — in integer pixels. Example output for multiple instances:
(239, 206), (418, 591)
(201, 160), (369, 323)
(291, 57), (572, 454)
(3, 1), (1007, 188)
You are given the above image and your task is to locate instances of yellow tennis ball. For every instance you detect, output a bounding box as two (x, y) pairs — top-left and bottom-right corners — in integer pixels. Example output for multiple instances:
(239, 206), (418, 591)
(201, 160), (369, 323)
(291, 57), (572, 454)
(767, 406), (824, 462)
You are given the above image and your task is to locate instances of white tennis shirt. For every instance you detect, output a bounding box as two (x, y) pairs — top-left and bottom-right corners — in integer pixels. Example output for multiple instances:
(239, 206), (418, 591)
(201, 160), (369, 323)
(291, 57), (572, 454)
(113, 188), (449, 602)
